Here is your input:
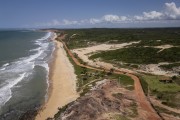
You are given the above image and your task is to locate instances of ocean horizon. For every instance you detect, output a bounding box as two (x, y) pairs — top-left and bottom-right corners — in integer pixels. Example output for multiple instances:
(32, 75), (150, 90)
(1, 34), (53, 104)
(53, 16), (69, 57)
(0, 30), (55, 119)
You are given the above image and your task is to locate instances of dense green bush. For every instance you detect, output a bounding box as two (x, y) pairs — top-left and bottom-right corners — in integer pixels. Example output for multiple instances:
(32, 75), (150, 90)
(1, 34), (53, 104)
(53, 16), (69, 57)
(63, 28), (180, 49)
(89, 47), (180, 64)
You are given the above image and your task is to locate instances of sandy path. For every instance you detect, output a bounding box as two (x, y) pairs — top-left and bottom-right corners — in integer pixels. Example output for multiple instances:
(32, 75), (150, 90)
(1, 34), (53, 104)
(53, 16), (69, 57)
(36, 37), (79, 120)
(60, 38), (161, 120)
(72, 42), (138, 73)
(72, 43), (179, 77)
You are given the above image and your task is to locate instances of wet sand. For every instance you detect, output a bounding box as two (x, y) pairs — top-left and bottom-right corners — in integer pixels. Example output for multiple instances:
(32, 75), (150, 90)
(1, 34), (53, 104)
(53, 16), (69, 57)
(36, 34), (79, 120)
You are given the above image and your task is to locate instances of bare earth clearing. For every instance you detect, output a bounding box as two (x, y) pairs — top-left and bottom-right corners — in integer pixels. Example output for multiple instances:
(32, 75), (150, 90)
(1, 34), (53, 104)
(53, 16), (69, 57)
(58, 80), (139, 120)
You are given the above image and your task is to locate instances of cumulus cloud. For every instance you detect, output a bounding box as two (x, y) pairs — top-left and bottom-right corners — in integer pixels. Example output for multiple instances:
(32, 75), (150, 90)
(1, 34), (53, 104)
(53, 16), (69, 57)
(63, 19), (79, 25)
(134, 11), (164, 21)
(134, 2), (180, 21)
(35, 19), (80, 27)
(165, 2), (180, 19)
(89, 15), (128, 24)
(34, 2), (180, 27)
(89, 18), (102, 24)
(103, 14), (128, 23)
(143, 11), (164, 20)
(103, 15), (120, 22)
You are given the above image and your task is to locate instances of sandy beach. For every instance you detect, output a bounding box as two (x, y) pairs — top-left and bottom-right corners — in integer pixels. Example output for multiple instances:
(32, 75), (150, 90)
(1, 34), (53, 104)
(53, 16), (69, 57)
(36, 33), (79, 120)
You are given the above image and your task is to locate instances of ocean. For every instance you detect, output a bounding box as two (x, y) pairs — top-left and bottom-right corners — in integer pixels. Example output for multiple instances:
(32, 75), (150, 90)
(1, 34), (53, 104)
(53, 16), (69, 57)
(0, 30), (55, 119)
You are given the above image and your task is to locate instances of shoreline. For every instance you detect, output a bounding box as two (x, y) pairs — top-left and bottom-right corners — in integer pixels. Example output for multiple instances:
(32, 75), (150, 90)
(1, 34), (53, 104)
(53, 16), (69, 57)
(35, 32), (79, 120)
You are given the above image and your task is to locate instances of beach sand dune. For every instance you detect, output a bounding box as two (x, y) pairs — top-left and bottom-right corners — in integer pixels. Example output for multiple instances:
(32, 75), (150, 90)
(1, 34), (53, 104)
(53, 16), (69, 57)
(36, 38), (79, 120)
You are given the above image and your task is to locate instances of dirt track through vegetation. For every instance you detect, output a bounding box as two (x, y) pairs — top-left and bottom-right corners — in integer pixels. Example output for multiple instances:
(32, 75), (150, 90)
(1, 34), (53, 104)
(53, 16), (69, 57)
(57, 34), (161, 120)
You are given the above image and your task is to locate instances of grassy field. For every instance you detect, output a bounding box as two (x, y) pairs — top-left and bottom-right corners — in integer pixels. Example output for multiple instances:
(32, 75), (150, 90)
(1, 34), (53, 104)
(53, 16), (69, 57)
(110, 73), (134, 90)
(137, 74), (149, 96)
(141, 74), (180, 108)
(141, 75), (180, 92)
(114, 114), (130, 120)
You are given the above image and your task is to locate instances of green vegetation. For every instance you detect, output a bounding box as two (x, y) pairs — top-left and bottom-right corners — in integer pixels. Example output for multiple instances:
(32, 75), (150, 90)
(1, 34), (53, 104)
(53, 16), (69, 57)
(137, 75), (149, 96)
(155, 106), (180, 118)
(89, 47), (180, 64)
(142, 75), (180, 92)
(56, 28), (180, 117)
(140, 74), (180, 108)
(62, 40), (134, 94)
(63, 28), (180, 49)
(66, 48), (96, 90)
(114, 114), (130, 120)
(173, 76), (180, 85)
(53, 101), (74, 120)
(159, 63), (180, 70)
(62, 28), (180, 65)
(111, 74), (134, 90)
(52, 39), (136, 119)
(129, 102), (138, 117)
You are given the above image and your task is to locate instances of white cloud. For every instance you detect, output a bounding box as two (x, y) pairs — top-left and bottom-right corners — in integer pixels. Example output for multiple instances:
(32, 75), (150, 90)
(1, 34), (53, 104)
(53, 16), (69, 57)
(89, 18), (102, 24)
(134, 2), (180, 21)
(143, 11), (164, 20)
(35, 19), (80, 27)
(120, 16), (128, 21)
(63, 19), (78, 25)
(134, 15), (144, 21)
(103, 15), (120, 22)
(134, 11), (163, 21)
(89, 15), (128, 24)
(34, 2), (180, 27)
(164, 2), (180, 19)
(102, 14), (128, 23)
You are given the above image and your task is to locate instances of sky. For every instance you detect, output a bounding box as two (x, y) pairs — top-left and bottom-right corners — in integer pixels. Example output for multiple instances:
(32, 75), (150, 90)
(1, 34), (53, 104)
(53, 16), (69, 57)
(0, 0), (180, 28)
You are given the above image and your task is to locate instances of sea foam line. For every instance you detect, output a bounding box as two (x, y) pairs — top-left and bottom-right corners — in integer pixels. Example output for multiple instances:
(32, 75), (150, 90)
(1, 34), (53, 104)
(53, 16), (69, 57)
(0, 73), (26, 107)
(0, 31), (53, 107)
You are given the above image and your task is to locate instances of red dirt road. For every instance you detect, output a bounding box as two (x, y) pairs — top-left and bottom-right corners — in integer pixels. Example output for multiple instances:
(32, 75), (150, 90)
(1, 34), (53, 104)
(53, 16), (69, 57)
(126, 73), (161, 120)
(57, 35), (161, 120)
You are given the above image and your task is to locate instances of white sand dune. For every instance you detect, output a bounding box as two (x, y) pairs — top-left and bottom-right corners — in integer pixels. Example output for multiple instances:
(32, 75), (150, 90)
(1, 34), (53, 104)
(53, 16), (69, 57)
(72, 42), (139, 73)
(72, 42), (178, 76)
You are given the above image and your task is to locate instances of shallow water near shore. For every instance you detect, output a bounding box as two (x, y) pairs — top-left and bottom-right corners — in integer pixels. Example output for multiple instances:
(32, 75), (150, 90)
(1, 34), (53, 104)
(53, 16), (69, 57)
(0, 30), (55, 119)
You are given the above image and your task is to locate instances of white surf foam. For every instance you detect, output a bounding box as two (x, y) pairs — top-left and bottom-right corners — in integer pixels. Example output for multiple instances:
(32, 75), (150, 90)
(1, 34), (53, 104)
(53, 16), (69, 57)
(0, 63), (9, 70)
(0, 68), (5, 71)
(0, 73), (26, 107)
(2, 63), (9, 67)
(40, 62), (50, 102)
(0, 32), (53, 107)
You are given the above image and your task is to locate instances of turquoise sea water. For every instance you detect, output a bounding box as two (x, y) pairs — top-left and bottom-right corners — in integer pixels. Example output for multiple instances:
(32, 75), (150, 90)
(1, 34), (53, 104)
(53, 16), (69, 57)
(0, 30), (55, 119)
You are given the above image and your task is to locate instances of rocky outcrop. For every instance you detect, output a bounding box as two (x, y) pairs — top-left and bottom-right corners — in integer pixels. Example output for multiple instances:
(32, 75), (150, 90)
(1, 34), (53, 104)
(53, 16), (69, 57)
(56, 80), (138, 120)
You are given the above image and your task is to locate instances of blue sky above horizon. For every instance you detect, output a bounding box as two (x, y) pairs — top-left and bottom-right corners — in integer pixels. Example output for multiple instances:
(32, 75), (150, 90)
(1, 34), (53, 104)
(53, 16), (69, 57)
(0, 0), (180, 28)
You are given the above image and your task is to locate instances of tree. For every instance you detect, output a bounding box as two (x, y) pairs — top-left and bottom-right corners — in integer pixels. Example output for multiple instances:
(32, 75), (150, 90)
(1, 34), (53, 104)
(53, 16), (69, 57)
(172, 75), (177, 80)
